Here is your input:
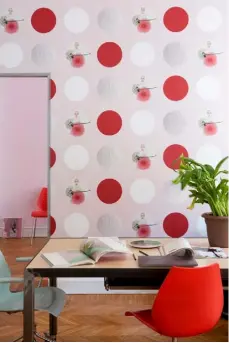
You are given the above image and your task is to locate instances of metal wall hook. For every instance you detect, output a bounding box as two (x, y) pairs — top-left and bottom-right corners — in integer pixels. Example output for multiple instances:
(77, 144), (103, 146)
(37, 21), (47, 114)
(140, 18), (156, 21)
(138, 154), (156, 159)
(7, 19), (24, 22)
(142, 86), (157, 90)
(204, 121), (223, 125)
(205, 51), (224, 56)
(78, 121), (91, 125)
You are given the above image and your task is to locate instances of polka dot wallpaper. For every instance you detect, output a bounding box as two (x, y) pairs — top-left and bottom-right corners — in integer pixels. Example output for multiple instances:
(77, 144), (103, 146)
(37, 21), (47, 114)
(0, 0), (228, 238)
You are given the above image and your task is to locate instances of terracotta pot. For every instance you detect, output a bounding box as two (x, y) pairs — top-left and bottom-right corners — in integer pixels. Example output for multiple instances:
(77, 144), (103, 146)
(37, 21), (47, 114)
(202, 213), (228, 248)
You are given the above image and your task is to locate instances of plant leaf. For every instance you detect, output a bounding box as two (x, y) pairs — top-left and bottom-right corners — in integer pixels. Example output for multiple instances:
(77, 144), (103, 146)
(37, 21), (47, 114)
(214, 156), (229, 177)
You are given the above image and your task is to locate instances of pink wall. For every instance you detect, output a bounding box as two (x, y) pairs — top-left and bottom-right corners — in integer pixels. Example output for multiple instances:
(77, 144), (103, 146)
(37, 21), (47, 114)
(0, 1), (228, 238)
(0, 77), (48, 228)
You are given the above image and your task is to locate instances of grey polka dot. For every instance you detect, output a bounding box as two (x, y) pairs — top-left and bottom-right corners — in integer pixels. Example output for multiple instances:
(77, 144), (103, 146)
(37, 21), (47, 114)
(163, 42), (186, 67)
(97, 146), (122, 169)
(31, 44), (55, 67)
(97, 214), (122, 236)
(97, 77), (121, 100)
(163, 111), (186, 135)
(98, 8), (123, 33)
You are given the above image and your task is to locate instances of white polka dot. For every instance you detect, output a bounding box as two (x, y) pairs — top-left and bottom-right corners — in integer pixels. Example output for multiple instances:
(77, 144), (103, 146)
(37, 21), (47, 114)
(163, 111), (186, 135)
(130, 110), (154, 136)
(64, 213), (89, 237)
(64, 76), (89, 101)
(130, 42), (155, 67)
(196, 144), (222, 167)
(97, 146), (122, 169)
(165, 182), (188, 204)
(97, 77), (121, 100)
(197, 6), (222, 32)
(31, 44), (55, 67)
(97, 214), (122, 235)
(0, 43), (23, 68)
(64, 8), (89, 33)
(163, 42), (186, 67)
(64, 145), (89, 170)
(196, 76), (221, 101)
(98, 8), (123, 33)
(196, 216), (207, 237)
(130, 179), (155, 204)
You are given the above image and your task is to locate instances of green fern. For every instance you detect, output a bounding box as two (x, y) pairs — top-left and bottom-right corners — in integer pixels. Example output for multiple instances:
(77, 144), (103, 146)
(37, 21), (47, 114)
(173, 156), (229, 217)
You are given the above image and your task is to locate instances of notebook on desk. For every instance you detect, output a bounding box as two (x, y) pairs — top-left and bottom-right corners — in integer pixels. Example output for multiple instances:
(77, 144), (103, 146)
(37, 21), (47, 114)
(138, 255), (198, 268)
(41, 237), (131, 267)
(138, 238), (198, 268)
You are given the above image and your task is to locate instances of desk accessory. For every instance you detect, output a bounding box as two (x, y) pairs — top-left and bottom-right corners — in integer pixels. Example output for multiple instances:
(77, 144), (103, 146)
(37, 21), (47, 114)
(193, 247), (228, 258)
(129, 239), (161, 249)
(138, 255), (198, 267)
(139, 250), (149, 256)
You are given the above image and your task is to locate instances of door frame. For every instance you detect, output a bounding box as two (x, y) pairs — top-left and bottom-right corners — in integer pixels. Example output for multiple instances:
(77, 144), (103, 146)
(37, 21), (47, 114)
(0, 73), (51, 238)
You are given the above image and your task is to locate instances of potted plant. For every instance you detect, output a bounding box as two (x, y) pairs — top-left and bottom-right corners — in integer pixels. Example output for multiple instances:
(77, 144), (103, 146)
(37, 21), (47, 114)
(172, 156), (228, 248)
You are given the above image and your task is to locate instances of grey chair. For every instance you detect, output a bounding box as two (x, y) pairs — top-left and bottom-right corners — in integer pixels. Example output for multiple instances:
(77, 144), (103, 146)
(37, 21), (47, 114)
(0, 251), (66, 342)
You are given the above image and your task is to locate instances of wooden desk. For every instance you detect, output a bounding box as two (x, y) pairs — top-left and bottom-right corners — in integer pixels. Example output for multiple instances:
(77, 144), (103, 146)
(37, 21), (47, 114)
(23, 238), (228, 342)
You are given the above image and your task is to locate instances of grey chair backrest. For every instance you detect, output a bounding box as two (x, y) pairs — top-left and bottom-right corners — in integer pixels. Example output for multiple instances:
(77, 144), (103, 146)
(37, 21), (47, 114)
(0, 251), (11, 294)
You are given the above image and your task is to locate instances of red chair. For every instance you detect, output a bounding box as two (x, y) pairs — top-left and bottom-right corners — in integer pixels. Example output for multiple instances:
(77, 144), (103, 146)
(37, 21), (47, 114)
(31, 187), (48, 245)
(125, 264), (223, 342)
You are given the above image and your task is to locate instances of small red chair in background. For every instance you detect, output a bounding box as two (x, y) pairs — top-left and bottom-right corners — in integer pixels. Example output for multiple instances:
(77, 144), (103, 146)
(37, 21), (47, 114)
(125, 264), (223, 342)
(31, 187), (48, 245)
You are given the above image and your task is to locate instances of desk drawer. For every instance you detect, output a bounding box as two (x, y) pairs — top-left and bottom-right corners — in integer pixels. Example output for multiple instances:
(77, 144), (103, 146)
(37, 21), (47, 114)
(104, 277), (162, 291)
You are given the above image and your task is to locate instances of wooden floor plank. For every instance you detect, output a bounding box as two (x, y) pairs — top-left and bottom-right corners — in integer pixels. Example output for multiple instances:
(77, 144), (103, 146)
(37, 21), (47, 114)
(0, 238), (227, 342)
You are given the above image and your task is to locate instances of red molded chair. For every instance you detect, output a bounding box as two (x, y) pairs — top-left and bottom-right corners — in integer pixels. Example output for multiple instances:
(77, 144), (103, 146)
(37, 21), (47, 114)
(31, 187), (48, 245)
(125, 264), (223, 342)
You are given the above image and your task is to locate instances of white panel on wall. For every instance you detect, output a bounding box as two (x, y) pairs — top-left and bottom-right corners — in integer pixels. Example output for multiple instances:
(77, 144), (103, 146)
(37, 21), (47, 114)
(0, 0), (228, 239)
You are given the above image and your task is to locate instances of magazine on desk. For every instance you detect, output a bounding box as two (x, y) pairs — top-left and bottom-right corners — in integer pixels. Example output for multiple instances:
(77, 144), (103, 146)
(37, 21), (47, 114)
(41, 237), (131, 267)
(162, 238), (228, 259)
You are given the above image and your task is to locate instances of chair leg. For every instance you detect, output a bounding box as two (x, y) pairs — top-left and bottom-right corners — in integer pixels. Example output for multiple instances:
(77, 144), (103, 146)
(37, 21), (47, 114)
(35, 331), (55, 342)
(31, 218), (37, 245)
(172, 338), (178, 342)
(13, 336), (23, 342)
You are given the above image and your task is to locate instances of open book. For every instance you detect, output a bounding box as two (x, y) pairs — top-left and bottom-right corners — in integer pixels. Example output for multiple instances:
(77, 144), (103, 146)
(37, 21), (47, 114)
(41, 237), (131, 267)
(162, 238), (227, 258)
(162, 238), (194, 257)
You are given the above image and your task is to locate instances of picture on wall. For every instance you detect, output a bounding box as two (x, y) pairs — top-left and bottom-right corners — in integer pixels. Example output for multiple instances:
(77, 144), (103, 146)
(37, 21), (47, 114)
(3, 218), (22, 238)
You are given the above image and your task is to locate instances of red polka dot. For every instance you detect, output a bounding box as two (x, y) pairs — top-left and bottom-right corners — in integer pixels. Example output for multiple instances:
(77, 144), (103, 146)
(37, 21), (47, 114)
(97, 179), (122, 204)
(163, 76), (189, 101)
(97, 110), (122, 135)
(163, 213), (189, 238)
(50, 216), (56, 235)
(97, 42), (122, 67)
(50, 147), (56, 168)
(163, 144), (188, 169)
(50, 79), (56, 99)
(163, 7), (189, 32)
(31, 8), (56, 33)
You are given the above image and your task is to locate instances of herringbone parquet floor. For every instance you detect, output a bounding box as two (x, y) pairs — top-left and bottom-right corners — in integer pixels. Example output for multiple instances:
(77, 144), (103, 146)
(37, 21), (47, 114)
(0, 238), (228, 342)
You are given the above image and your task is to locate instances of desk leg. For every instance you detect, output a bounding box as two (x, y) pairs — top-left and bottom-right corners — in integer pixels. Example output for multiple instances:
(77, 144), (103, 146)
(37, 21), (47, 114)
(23, 270), (34, 342)
(222, 289), (228, 320)
(49, 276), (57, 340)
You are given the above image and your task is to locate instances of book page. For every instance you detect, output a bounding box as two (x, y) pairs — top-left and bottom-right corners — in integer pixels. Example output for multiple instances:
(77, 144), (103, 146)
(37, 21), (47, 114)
(42, 251), (94, 267)
(163, 238), (193, 256)
(81, 237), (130, 262)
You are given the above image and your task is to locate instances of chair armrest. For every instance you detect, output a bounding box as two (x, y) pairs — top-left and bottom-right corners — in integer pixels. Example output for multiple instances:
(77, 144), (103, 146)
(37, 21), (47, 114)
(0, 277), (24, 284)
(16, 257), (33, 262)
